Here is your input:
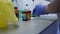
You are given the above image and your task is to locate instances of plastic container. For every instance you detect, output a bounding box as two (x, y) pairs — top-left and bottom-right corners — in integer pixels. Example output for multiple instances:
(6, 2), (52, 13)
(27, 11), (31, 20)
(19, 10), (23, 18)
(14, 7), (19, 18)
(22, 12), (27, 21)
(22, 10), (31, 21)
(0, 14), (8, 28)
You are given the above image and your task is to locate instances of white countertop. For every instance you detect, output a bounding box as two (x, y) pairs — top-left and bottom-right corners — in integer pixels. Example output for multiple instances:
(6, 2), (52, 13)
(0, 16), (56, 34)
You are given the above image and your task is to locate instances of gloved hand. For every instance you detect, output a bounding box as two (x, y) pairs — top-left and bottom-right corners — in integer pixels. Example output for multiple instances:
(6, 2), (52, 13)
(32, 5), (46, 16)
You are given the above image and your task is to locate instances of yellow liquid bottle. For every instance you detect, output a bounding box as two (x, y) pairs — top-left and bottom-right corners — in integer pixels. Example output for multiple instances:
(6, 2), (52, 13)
(0, 0), (18, 28)
(0, 0), (8, 28)
(0, 14), (8, 28)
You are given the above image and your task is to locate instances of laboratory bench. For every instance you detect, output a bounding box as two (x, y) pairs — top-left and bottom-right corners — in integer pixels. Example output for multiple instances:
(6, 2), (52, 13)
(0, 14), (58, 34)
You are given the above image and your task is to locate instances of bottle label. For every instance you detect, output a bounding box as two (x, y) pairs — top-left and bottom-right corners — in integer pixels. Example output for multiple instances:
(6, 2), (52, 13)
(22, 14), (27, 20)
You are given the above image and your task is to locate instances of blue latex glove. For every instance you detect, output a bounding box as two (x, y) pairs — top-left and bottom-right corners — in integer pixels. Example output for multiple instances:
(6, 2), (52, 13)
(33, 5), (46, 16)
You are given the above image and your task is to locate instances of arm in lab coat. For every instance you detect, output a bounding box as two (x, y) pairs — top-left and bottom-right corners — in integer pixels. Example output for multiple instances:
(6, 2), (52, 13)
(46, 0), (60, 13)
(32, 0), (60, 16)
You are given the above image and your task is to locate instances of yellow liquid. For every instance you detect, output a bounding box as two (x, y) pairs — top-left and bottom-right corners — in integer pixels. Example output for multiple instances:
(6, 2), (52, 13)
(0, 0), (18, 28)
(0, 15), (8, 28)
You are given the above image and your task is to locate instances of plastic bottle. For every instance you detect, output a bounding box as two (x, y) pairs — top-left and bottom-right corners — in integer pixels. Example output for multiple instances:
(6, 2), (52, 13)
(0, 0), (18, 28)
(0, 14), (8, 28)
(14, 7), (19, 18)
(22, 12), (28, 21)
(22, 10), (31, 21)
(27, 11), (31, 20)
